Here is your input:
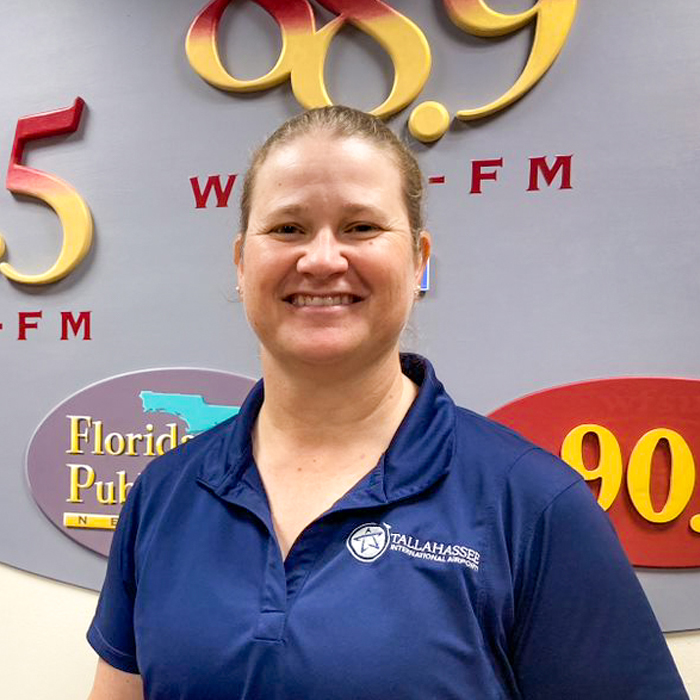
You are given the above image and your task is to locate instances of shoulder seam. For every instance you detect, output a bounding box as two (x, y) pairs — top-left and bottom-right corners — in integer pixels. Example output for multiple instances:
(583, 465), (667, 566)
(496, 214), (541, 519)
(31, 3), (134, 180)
(511, 478), (587, 661)
(504, 446), (540, 479)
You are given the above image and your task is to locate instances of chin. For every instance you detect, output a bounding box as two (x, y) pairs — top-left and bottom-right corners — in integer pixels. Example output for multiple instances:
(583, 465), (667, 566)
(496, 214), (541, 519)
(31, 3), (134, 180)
(263, 336), (360, 368)
(261, 325), (403, 370)
(272, 338), (401, 373)
(282, 345), (363, 368)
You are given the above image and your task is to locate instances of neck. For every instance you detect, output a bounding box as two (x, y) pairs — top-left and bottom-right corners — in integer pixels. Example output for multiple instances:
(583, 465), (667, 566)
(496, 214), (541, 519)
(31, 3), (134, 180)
(257, 349), (416, 448)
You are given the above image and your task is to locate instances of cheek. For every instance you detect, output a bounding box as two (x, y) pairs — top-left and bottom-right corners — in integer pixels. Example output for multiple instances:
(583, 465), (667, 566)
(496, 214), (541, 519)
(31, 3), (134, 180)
(241, 247), (282, 291)
(382, 262), (418, 312)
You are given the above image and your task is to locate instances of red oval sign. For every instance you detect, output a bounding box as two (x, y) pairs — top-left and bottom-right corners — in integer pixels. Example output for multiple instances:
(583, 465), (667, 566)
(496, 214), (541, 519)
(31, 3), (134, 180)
(488, 378), (700, 568)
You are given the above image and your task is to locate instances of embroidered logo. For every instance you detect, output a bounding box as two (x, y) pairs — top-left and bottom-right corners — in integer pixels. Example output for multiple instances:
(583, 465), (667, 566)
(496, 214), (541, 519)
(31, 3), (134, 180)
(346, 523), (391, 562)
(347, 522), (481, 571)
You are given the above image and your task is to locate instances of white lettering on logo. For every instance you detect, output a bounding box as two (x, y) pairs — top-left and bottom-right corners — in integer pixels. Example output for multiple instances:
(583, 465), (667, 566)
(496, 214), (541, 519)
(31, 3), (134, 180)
(346, 522), (480, 570)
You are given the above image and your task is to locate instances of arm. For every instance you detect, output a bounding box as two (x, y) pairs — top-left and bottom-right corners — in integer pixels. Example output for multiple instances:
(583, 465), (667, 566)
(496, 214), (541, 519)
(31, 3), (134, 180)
(88, 659), (143, 700)
(512, 479), (689, 699)
(87, 481), (143, 690)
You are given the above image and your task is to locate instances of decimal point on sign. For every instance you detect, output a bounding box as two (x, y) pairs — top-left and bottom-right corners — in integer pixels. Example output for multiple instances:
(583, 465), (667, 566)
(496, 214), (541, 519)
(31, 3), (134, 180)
(690, 514), (700, 534)
(408, 101), (450, 143)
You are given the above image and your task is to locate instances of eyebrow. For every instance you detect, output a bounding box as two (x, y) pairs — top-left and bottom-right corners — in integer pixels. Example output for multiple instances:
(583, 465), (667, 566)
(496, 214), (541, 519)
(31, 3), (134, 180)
(340, 204), (388, 219)
(260, 202), (389, 221)
(260, 203), (310, 219)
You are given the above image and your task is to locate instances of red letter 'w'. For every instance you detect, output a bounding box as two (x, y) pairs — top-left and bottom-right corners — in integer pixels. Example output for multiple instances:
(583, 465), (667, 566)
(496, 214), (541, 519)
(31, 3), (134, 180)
(190, 174), (237, 208)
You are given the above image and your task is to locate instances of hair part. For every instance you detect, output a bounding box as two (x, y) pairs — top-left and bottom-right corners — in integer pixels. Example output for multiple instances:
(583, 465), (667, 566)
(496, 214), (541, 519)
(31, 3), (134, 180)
(239, 106), (425, 251)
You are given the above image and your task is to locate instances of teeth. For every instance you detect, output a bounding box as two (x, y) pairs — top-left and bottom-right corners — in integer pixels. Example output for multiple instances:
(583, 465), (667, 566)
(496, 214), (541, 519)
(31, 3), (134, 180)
(291, 294), (355, 307)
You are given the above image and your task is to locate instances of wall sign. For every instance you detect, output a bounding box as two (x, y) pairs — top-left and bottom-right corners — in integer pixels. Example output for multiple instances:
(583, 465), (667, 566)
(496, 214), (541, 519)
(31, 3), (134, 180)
(488, 378), (700, 568)
(186, 0), (577, 142)
(27, 368), (255, 556)
(0, 97), (92, 286)
(3, 0), (699, 632)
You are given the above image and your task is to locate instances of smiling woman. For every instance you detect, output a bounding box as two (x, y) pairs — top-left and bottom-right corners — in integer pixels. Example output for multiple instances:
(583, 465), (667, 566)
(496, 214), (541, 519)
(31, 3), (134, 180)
(236, 131), (429, 372)
(86, 107), (689, 700)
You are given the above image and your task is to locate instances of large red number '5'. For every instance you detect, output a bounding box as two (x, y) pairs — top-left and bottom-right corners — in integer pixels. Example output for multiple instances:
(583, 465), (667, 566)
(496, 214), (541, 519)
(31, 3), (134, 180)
(0, 97), (93, 285)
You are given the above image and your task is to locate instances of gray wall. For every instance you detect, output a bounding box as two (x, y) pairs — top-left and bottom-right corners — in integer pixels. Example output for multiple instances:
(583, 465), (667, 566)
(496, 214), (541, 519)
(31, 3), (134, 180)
(1, 0), (699, 631)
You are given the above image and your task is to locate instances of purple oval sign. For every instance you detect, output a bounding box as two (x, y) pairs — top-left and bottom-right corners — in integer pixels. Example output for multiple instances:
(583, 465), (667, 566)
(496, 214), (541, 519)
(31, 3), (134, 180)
(26, 368), (256, 556)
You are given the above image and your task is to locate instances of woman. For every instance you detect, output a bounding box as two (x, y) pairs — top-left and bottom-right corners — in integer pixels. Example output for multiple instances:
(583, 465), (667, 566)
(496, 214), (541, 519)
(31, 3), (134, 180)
(87, 107), (688, 699)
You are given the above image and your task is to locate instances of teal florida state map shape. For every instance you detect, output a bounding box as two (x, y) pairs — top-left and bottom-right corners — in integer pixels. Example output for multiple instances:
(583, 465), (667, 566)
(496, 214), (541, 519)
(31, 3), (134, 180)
(139, 391), (240, 435)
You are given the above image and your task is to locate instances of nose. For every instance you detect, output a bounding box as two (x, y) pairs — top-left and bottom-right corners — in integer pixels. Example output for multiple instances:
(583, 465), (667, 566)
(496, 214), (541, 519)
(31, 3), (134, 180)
(296, 227), (349, 278)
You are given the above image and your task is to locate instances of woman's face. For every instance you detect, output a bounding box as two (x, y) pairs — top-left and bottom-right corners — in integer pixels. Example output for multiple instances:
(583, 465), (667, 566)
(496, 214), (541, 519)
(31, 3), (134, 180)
(236, 133), (430, 370)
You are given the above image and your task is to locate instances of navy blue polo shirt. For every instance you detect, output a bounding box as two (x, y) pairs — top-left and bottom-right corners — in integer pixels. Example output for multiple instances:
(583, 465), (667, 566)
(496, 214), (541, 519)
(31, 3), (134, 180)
(88, 355), (688, 699)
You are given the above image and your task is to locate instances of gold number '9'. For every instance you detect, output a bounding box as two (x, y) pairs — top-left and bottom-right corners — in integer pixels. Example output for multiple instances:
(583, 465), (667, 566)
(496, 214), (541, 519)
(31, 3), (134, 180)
(443, 0), (577, 120)
(560, 424), (623, 511)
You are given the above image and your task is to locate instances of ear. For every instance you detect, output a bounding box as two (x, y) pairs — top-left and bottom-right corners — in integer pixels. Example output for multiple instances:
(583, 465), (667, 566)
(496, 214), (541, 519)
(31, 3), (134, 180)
(234, 234), (244, 265)
(414, 230), (431, 285)
(234, 234), (244, 286)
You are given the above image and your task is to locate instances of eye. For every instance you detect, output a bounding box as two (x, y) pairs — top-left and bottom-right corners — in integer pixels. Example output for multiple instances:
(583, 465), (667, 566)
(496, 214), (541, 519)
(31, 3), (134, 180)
(270, 223), (303, 236)
(346, 222), (380, 236)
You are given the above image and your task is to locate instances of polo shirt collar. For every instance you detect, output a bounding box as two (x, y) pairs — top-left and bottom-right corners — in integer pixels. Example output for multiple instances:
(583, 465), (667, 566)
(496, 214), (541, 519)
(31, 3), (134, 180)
(197, 354), (455, 509)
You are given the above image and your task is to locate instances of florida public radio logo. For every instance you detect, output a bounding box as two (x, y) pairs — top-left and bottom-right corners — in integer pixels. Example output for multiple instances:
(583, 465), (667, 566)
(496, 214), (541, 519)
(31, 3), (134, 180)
(26, 368), (255, 557)
(347, 522), (480, 571)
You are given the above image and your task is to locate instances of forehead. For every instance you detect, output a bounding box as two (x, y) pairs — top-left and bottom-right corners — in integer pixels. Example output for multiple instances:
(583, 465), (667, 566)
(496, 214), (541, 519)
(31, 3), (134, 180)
(249, 133), (404, 216)
(265, 131), (399, 171)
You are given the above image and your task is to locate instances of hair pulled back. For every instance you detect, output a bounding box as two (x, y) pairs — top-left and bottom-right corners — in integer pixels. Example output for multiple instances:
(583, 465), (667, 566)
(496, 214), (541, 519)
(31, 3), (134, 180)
(239, 106), (425, 249)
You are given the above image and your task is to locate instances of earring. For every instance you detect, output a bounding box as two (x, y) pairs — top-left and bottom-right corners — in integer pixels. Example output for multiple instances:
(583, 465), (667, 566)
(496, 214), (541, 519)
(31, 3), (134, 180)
(414, 285), (422, 299)
(235, 284), (243, 299)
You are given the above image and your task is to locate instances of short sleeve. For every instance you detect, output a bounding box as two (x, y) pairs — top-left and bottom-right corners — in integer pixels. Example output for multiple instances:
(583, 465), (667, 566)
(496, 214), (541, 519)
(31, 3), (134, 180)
(512, 479), (688, 699)
(86, 478), (143, 674)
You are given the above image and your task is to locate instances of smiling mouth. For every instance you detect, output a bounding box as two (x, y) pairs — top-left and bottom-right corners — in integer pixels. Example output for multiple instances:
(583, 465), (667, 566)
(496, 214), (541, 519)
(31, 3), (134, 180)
(285, 294), (363, 307)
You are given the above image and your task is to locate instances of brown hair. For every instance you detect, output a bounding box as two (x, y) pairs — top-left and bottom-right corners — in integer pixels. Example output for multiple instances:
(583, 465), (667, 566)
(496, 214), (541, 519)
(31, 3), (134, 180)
(239, 106), (425, 250)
